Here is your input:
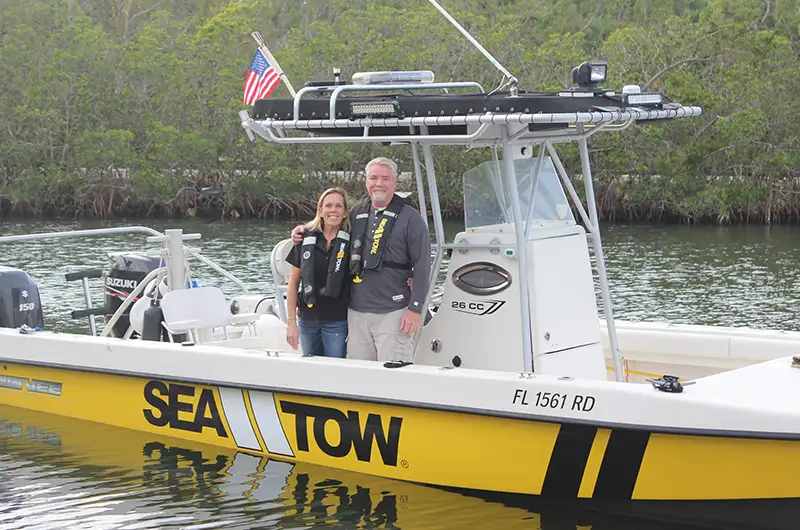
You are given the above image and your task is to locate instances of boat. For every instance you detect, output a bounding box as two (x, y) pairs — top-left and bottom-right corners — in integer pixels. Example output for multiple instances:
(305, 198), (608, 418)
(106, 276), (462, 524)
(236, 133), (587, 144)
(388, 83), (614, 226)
(1, 1), (800, 528)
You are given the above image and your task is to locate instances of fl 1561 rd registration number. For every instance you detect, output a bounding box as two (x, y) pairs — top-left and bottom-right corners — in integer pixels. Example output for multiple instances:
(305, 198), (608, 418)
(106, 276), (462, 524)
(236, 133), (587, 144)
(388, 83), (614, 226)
(512, 389), (595, 412)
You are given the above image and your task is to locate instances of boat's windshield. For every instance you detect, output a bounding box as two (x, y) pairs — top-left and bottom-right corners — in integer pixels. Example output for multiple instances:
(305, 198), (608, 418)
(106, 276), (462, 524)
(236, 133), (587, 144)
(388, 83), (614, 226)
(463, 156), (574, 231)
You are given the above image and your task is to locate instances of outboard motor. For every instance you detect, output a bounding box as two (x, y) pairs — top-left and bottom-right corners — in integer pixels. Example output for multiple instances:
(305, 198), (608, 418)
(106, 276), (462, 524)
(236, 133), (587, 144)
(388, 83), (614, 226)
(105, 253), (160, 338)
(0, 266), (44, 330)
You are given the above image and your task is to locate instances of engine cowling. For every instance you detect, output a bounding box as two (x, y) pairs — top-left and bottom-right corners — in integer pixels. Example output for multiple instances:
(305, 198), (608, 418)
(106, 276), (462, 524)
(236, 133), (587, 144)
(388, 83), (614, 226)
(0, 266), (44, 330)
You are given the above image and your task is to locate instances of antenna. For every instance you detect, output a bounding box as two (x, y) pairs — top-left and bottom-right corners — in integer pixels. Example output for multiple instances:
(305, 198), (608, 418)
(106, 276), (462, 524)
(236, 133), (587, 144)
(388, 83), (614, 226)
(426, 0), (518, 95)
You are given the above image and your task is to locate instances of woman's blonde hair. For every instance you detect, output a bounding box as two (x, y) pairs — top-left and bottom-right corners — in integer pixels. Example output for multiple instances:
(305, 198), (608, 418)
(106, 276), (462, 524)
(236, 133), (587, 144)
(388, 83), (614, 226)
(304, 187), (350, 233)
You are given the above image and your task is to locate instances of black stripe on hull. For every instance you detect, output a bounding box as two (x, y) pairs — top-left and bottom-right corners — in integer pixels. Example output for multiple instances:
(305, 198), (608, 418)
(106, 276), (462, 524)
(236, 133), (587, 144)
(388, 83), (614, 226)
(541, 423), (597, 497)
(592, 428), (651, 500)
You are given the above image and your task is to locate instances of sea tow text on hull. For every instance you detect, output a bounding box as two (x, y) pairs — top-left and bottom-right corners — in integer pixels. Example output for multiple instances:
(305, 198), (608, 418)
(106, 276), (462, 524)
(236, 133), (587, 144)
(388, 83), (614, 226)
(141, 381), (404, 467)
(143, 381), (228, 437)
(280, 401), (402, 467)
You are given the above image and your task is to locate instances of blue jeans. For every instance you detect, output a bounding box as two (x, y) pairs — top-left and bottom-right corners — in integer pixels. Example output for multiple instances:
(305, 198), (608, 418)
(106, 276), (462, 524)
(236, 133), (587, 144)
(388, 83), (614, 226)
(297, 318), (348, 358)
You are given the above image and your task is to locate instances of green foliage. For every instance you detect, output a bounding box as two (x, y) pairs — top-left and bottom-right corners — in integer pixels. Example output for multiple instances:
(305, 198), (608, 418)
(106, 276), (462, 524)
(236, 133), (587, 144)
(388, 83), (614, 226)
(0, 0), (798, 224)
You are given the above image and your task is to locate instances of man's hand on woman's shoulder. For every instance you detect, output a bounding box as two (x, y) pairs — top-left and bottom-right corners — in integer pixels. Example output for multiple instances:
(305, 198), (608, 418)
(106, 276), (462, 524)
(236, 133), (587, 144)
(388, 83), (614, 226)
(290, 225), (305, 244)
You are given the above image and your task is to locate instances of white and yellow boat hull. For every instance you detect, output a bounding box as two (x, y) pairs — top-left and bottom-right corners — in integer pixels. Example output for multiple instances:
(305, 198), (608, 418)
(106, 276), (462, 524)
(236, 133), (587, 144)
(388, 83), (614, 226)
(2, 327), (800, 509)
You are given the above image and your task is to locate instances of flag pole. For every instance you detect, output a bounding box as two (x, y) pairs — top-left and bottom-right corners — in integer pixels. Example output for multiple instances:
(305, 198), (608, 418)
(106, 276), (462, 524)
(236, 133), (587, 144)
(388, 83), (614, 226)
(251, 31), (296, 97)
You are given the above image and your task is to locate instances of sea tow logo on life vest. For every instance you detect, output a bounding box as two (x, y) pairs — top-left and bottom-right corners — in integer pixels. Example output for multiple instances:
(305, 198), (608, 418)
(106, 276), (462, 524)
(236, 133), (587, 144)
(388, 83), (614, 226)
(143, 381), (228, 438)
(334, 242), (346, 272)
(280, 401), (403, 466)
(370, 218), (388, 255)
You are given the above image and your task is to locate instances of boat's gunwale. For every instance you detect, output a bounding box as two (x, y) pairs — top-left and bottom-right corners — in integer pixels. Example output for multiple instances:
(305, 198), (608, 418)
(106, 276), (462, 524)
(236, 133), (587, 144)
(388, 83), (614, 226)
(3, 355), (799, 443)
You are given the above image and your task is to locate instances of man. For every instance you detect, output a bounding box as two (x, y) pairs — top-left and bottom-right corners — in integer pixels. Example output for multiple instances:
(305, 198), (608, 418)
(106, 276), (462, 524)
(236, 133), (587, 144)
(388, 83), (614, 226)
(291, 157), (431, 362)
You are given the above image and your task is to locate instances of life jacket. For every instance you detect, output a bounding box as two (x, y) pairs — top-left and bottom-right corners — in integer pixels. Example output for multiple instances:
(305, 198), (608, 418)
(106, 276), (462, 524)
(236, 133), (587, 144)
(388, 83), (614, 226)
(349, 194), (410, 284)
(299, 229), (351, 308)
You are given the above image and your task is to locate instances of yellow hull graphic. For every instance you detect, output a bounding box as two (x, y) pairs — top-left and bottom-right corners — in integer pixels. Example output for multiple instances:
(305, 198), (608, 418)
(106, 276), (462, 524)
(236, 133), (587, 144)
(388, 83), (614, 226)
(1, 362), (800, 502)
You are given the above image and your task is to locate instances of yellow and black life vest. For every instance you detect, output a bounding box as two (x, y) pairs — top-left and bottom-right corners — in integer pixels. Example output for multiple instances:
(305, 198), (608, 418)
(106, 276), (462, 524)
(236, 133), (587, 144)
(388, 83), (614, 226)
(349, 194), (410, 283)
(299, 229), (350, 308)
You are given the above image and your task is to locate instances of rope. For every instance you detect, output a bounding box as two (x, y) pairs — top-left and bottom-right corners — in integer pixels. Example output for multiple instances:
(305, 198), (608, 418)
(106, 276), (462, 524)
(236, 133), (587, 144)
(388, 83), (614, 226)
(606, 365), (686, 381)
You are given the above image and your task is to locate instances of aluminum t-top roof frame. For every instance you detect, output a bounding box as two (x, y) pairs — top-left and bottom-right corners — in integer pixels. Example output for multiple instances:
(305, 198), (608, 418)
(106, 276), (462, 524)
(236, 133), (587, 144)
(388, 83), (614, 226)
(239, 1), (702, 380)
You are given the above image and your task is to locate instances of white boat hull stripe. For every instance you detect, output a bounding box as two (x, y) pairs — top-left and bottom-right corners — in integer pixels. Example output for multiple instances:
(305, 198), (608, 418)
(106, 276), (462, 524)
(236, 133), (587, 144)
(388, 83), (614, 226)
(250, 390), (295, 457)
(218, 387), (261, 451)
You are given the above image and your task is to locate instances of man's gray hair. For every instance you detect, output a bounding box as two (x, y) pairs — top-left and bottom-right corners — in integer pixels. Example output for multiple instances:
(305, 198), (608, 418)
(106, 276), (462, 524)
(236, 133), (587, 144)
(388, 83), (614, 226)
(365, 157), (398, 178)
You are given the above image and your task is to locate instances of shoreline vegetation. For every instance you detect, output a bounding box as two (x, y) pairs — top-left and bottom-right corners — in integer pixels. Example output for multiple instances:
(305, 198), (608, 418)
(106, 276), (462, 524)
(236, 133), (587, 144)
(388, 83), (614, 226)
(5, 167), (800, 226)
(1, 1), (798, 225)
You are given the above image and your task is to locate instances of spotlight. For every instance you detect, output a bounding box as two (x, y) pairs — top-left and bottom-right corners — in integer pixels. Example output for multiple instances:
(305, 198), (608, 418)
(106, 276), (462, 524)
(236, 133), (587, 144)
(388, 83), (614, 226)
(572, 60), (607, 90)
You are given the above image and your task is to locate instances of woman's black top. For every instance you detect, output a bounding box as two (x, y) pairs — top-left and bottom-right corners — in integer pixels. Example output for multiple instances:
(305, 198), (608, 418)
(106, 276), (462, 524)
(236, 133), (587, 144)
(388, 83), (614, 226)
(285, 237), (350, 322)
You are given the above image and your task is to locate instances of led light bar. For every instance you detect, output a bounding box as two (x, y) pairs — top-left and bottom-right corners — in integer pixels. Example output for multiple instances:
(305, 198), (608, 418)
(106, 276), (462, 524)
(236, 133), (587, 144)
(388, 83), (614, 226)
(623, 92), (663, 107)
(349, 101), (401, 118)
(351, 70), (435, 85)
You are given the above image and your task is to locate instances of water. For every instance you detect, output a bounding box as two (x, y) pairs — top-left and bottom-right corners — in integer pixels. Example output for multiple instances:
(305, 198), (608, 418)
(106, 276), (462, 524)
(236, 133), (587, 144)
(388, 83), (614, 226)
(2, 219), (800, 333)
(598, 223), (800, 329)
(1, 218), (800, 529)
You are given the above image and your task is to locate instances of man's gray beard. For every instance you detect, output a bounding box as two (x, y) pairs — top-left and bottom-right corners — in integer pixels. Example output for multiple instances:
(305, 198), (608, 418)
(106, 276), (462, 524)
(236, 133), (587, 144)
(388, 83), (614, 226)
(372, 192), (389, 202)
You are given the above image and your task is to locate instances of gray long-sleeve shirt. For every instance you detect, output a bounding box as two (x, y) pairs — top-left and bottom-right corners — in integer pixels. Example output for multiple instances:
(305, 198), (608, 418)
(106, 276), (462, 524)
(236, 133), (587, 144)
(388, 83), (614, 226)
(348, 200), (431, 314)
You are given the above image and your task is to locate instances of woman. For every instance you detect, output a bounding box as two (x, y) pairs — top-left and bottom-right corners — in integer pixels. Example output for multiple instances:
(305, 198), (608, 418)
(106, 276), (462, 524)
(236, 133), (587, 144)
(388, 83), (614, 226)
(285, 187), (351, 357)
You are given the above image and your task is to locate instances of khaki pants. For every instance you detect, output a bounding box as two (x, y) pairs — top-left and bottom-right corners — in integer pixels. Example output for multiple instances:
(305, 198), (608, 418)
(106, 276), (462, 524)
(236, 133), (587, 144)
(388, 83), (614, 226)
(346, 308), (416, 362)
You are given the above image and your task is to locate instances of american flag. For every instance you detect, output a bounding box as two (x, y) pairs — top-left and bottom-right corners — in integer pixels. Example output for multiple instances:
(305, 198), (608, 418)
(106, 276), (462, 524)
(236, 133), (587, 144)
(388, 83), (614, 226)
(243, 49), (280, 105)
